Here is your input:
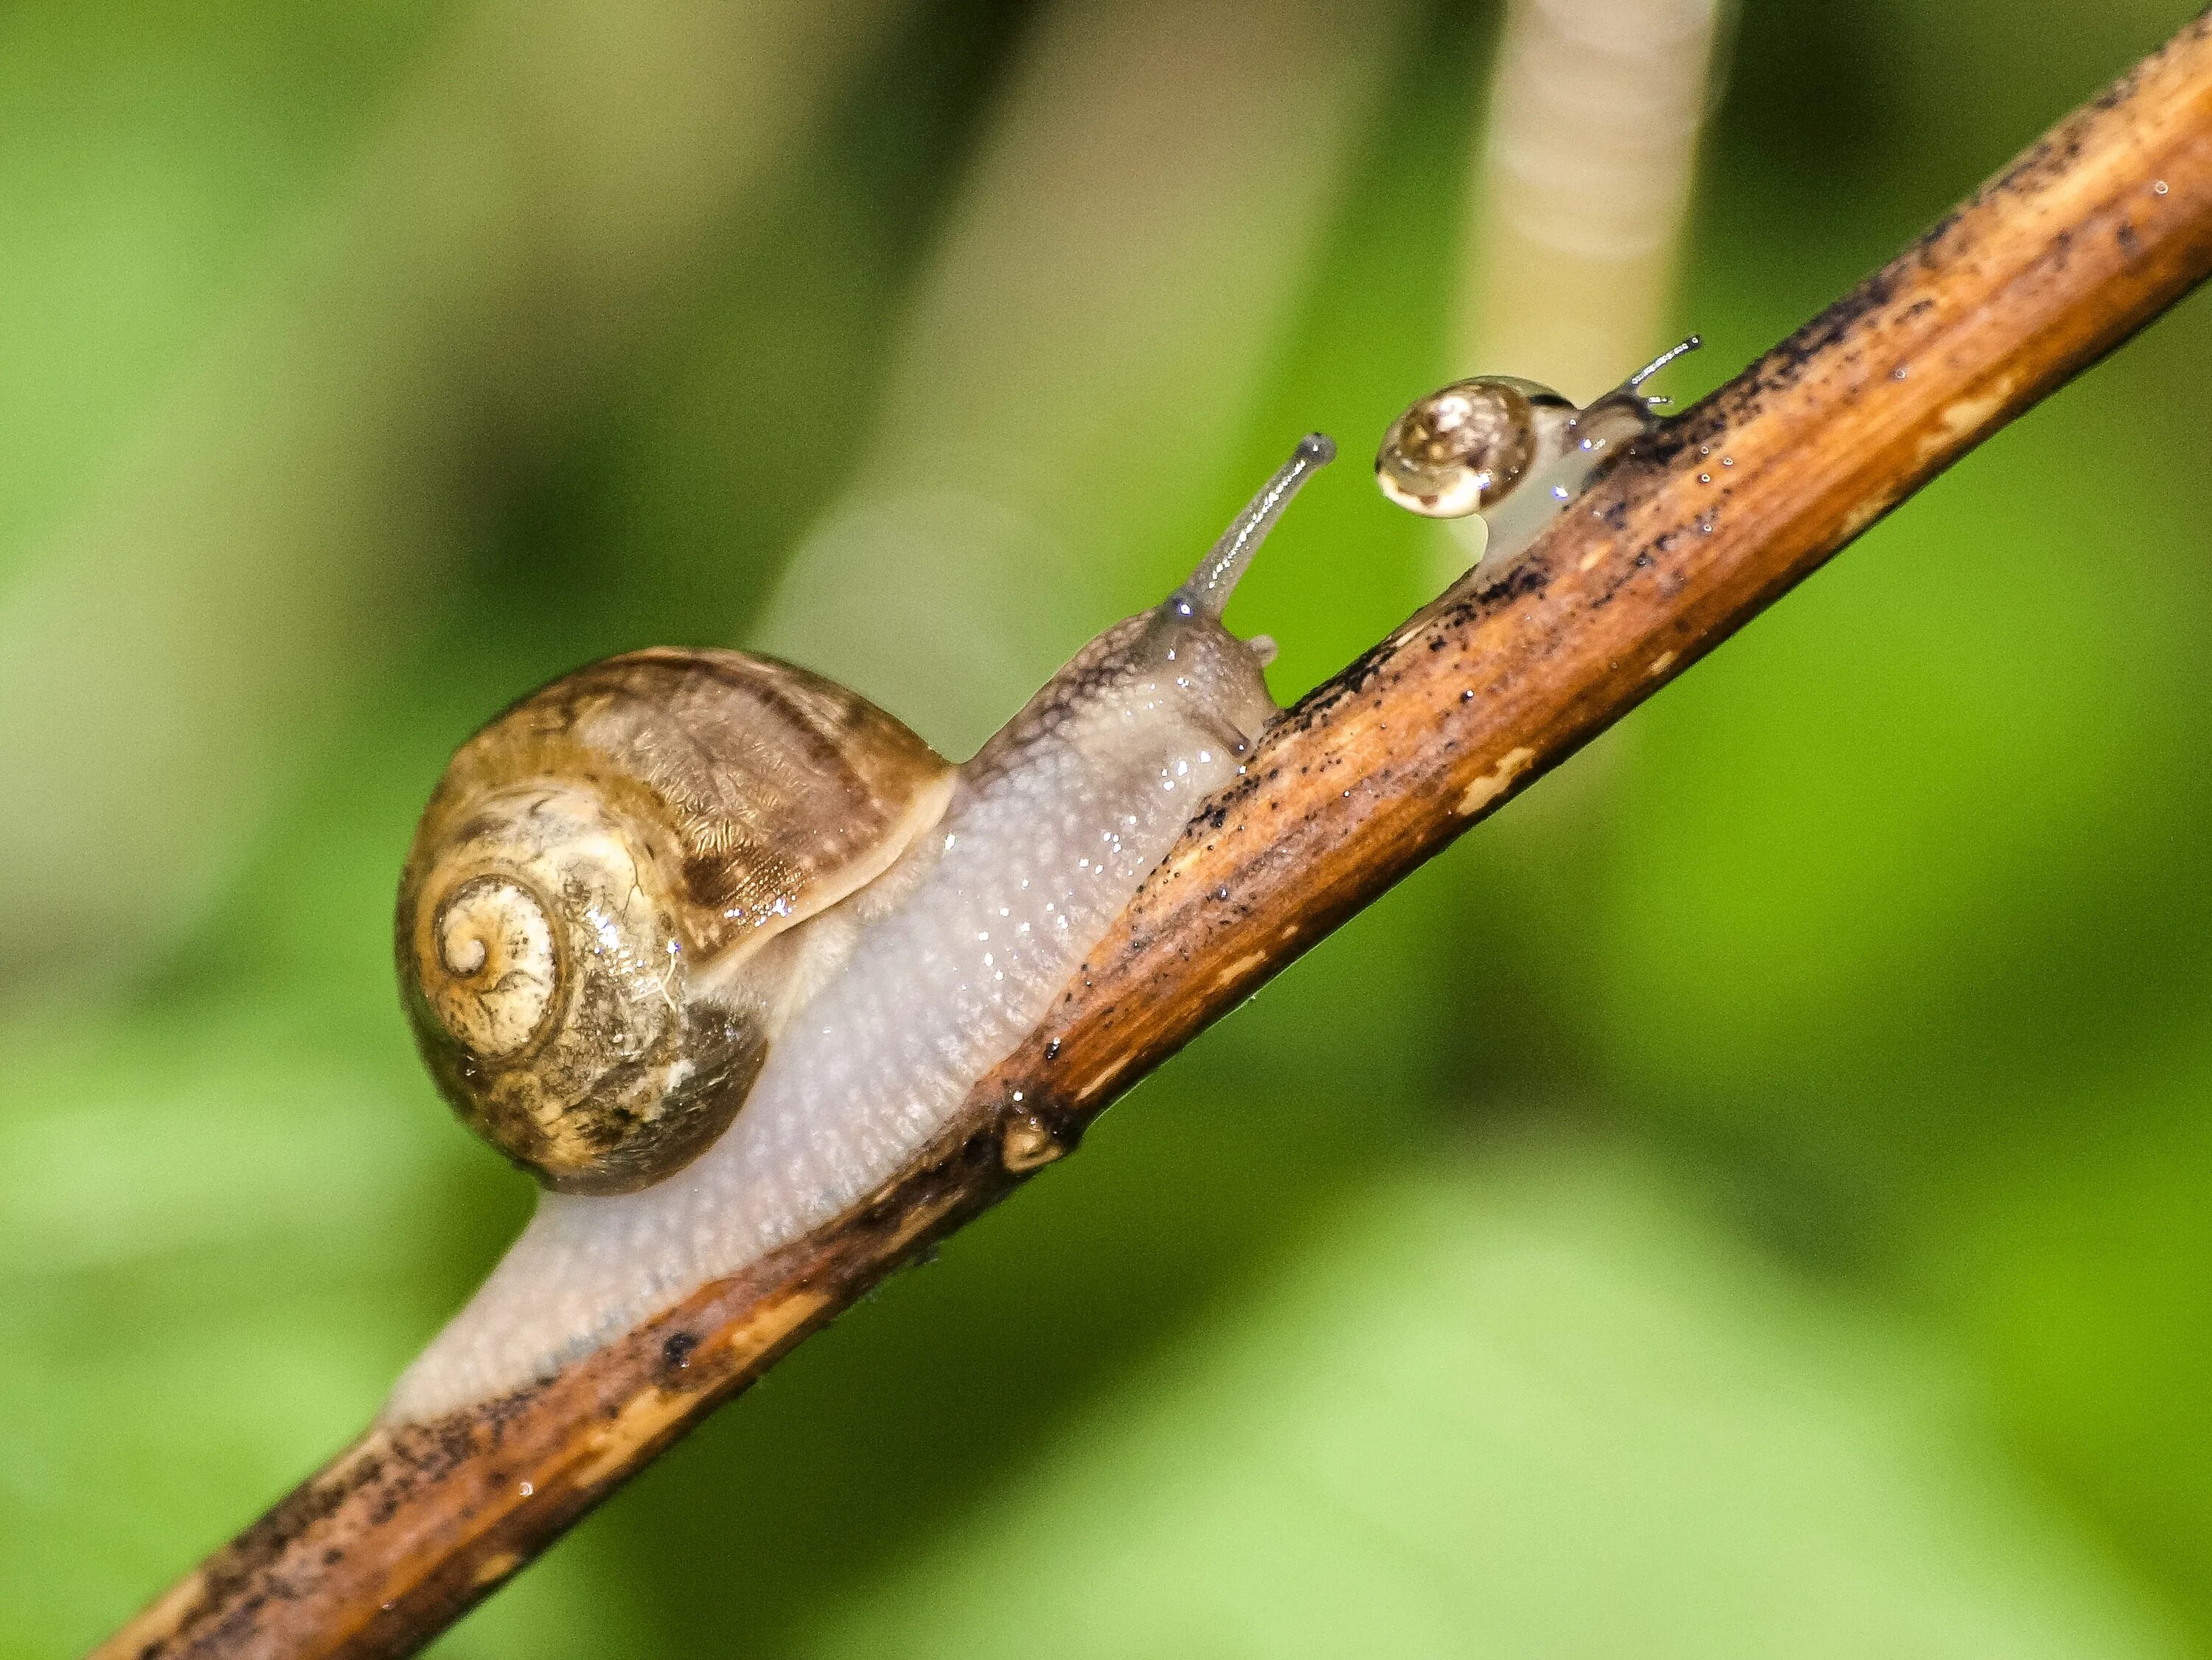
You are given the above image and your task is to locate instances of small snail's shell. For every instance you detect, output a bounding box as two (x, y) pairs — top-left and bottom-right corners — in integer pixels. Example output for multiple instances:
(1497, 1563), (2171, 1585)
(397, 649), (954, 1195)
(1373, 376), (1573, 518)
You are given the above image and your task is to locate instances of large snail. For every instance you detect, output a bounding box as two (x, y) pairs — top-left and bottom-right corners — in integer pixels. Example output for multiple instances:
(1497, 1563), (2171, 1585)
(1375, 336), (1700, 570)
(388, 435), (1333, 1417)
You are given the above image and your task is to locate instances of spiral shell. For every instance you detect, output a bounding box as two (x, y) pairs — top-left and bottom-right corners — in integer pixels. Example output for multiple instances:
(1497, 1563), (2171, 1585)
(1373, 375), (1574, 519)
(397, 648), (954, 1194)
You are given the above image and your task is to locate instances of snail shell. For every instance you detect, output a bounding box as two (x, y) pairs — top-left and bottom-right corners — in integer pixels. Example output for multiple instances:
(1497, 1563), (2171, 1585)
(397, 649), (953, 1195)
(1373, 375), (1568, 518)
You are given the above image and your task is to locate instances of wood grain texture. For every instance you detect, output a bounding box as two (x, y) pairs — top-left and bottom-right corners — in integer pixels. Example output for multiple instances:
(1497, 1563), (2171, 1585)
(98, 13), (2212, 1657)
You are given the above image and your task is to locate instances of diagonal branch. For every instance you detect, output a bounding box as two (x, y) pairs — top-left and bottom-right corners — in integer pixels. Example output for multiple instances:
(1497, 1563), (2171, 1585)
(100, 13), (2212, 1658)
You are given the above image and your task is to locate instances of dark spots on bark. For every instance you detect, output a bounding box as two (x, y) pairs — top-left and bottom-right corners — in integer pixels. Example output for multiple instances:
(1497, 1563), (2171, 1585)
(1917, 209), (1964, 265)
(1491, 558), (1554, 602)
(658, 1331), (699, 1380)
(1318, 639), (1398, 706)
(1755, 264), (1899, 399)
(2090, 53), (2150, 113)
(156, 1434), (401, 1652)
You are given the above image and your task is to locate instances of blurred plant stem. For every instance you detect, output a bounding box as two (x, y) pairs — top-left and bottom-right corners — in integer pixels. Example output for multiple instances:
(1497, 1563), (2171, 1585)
(1428, 0), (1724, 1044)
(0, 0), (902, 1001)
(1441, 0), (1722, 575)
(97, 13), (2212, 1657)
(754, 0), (1409, 757)
(1464, 0), (1721, 397)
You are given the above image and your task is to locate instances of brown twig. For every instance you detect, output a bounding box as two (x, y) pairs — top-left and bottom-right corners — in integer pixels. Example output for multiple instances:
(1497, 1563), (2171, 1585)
(98, 14), (2212, 1658)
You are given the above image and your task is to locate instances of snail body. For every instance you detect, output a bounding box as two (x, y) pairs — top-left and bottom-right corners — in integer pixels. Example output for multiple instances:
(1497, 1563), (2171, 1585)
(387, 435), (1332, 1420)
(1375, 337), (1699, 569)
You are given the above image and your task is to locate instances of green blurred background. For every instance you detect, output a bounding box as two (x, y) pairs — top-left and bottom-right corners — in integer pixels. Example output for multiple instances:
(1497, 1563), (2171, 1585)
(6, 0), (2212, 1653)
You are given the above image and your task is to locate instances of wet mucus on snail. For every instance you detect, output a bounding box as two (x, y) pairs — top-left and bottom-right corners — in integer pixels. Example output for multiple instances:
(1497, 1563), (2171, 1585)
(1374, 336), (1700, 571)
(387, 434), (1334, 1416)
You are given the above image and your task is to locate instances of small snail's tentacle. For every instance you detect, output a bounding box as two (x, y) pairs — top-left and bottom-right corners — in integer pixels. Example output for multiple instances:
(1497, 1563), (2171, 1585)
(1172, 433), (1336, 621)
(1587, 333), (1703, 420)
(1624, 333), (1702, 392)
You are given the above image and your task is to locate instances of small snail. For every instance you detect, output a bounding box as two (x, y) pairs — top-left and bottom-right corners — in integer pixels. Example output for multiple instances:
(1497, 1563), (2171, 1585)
(387, 434), (1333, 1417)
(1375, 336), (1699, 568)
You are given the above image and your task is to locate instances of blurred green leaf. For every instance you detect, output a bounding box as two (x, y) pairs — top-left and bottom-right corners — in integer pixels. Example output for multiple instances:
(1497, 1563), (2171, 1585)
(0, 0), (907, 999)
(754, 0), (1414, 757)
(807, 1139), (2184, 1660)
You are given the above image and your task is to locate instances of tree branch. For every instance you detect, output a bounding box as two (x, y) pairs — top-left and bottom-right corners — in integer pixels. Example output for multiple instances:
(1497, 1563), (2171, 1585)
(100, 13), (2212, 1658)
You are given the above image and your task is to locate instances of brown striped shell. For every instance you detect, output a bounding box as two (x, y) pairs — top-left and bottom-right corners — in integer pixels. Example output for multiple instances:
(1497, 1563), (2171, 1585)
(396, 649), (954, 1194)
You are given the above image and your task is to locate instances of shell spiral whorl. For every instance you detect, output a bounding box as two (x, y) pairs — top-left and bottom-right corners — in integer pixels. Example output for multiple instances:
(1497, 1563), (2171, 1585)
(1373, 377), (1554, 518)
(400, 780), (737, 1195)
(428, 875), (560, 1060)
